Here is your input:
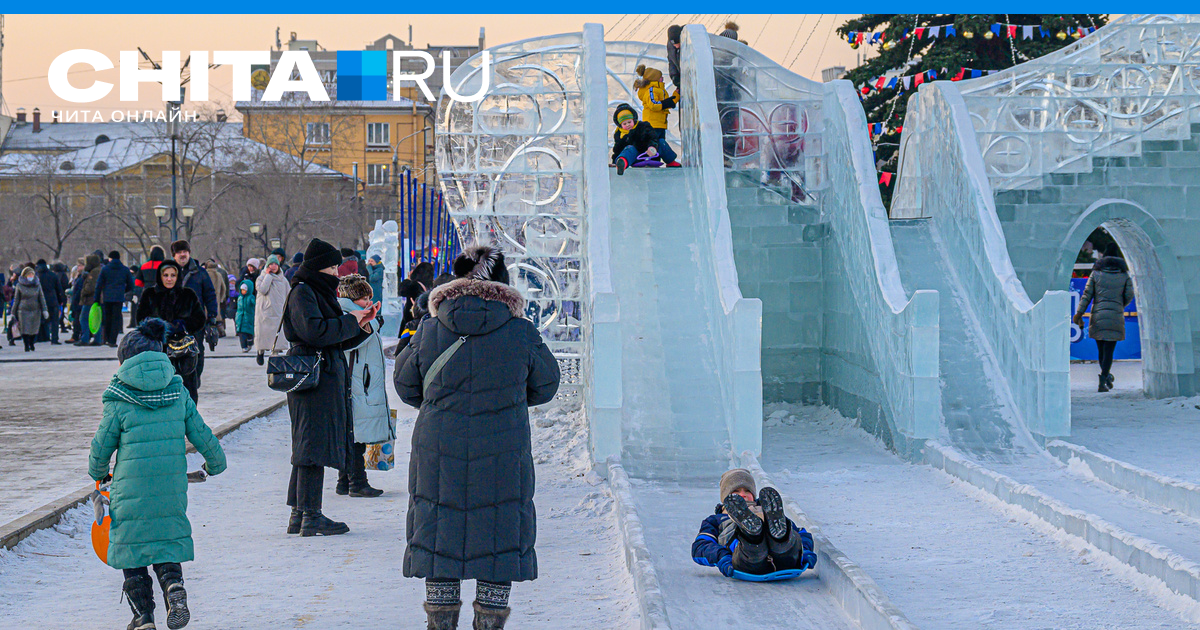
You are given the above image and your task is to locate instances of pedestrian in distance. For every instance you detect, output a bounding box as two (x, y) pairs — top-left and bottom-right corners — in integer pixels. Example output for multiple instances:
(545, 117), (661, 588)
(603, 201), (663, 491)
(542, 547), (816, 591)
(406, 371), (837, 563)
(89, 318), (226, 630)
(366, 254), (385, 311)
(283, 252), (303, 282)
(337, 248), (361, 278)
(67, 257), (87, 343)
(335, 274), (391, 498)
(134, 261), (208, 403)
(35, 259), (65, 345)
(282, 238), (379, 538)
(94, 251), (135, 347)
(692, 469), (817, 579)
(235, 279), (256, 352)
(170, 240), (220, 402)
(78, 253), (104, 346)
(12, 267), (48, 352)
(253, 254), (290, 366)
(1073, 242), (1136, 393)
(395, 245), (560, 630)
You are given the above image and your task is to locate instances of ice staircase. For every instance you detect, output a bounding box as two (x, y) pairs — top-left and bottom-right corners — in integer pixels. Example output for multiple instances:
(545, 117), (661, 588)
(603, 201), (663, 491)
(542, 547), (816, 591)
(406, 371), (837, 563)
(609, 169), (731, 480)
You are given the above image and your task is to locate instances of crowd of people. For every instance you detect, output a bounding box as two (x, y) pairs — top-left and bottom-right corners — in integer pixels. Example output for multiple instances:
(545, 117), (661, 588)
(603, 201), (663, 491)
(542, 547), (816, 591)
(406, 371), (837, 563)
(80, 234), (559, 630)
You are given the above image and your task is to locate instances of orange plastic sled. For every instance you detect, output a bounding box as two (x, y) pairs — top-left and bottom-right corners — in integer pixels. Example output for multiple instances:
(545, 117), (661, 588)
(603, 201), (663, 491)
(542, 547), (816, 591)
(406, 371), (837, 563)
(90, 480), (110, 565)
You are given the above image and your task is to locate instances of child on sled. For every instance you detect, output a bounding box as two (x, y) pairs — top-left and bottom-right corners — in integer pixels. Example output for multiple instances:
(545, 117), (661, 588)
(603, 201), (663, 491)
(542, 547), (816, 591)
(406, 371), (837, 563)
(692, 469), (817, 578)
(612, 103), (680, 175)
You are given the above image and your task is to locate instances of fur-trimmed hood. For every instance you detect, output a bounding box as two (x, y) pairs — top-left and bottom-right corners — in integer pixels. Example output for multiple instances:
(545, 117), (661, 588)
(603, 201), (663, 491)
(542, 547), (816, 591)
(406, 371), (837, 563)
(429, 278), (524, 318)
(429, 278), (526, 338)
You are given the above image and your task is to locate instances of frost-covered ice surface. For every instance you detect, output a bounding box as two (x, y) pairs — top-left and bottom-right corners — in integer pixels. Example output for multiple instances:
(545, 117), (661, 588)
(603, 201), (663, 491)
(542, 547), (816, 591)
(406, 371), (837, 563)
(626, 476), (857, 629)
(1067, 361), (1200, 484)
(0, 390), (638, 629)
(760, 403), (1200, 629)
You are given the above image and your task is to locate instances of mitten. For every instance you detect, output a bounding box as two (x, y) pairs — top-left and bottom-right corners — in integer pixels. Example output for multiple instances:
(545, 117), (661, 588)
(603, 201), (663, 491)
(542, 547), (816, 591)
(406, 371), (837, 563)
(717, 554), (734, 577)
(800, 550), (817, 571)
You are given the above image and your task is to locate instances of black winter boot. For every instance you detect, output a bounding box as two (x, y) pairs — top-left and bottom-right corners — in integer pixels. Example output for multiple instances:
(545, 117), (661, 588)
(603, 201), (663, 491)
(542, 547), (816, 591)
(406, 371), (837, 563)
(154, 563), (189, 629)
(424, 602), (461, 630)
(335, 479), (350, 496)
(472, 602), (511, 630)
(757, 487), (789, 541)
(722, 493), (763, 540)
(1098, 374), (1111, 393)
(122, 574), (156, 630)
(287, 508), (303, 534)
(300, 510), (349, 537)
(349, 484), (383, 498)
(1106, 373), (1115, 389)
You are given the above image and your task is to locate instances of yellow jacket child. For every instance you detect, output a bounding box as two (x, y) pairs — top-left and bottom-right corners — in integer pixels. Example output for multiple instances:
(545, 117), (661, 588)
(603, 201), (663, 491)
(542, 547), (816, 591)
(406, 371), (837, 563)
(635, 65), (677, 130)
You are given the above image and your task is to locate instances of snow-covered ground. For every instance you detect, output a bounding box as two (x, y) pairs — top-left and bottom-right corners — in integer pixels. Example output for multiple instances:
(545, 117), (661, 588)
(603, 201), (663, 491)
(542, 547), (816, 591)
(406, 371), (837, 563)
(1067, 361), (1200, 484)
(759, 403), (1200, 629)
(0, 389), (638, 629)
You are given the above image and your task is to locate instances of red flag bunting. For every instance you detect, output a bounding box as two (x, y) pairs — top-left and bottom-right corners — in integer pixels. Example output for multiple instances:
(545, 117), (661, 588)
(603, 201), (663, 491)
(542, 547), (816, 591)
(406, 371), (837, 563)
(879, 172), (894, 186)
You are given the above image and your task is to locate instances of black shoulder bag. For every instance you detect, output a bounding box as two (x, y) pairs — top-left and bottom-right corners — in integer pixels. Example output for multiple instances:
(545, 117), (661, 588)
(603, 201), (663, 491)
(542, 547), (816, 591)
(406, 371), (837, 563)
(265, 290), (322, 393)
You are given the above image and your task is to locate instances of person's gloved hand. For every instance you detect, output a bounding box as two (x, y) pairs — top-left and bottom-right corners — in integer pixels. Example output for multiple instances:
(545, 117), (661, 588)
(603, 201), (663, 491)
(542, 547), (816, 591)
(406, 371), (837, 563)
(717, 554), (734, 577)
(800, 550), (817, 571)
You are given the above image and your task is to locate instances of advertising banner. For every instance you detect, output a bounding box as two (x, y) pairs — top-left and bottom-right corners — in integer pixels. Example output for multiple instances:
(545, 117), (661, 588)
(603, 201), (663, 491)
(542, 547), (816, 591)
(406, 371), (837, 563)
(1069, 277), (1141, 361)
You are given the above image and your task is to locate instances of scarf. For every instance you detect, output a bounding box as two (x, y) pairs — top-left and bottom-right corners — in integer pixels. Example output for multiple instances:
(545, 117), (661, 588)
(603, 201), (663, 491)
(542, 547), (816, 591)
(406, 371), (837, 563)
(292, 265), (341, 312)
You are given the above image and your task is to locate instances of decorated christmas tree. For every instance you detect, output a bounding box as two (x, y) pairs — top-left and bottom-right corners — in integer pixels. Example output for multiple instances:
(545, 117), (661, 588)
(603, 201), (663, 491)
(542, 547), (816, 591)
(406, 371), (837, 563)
(837, 14), (1109, 208)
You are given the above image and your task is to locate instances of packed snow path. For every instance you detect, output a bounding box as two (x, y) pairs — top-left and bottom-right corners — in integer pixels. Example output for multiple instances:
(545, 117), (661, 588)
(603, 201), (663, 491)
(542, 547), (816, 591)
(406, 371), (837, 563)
(625, 477), (858, 629)
(760, 404), (1200, 629)
(610, 170), (730, 479)
(0, 392), (639, 628)
(0, 336), (281, 525)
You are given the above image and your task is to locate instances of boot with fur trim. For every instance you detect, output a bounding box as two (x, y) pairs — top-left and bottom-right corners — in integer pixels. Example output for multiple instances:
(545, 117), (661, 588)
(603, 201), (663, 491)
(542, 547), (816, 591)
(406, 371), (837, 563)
(424, 602), (461, 630)
(472, 602), (511, 630)
(122, 573), (156, 630)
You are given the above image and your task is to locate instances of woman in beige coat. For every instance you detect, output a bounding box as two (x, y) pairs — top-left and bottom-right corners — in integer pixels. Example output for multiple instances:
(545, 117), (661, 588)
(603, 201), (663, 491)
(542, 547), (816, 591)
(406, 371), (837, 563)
(253, 254), (291, 364)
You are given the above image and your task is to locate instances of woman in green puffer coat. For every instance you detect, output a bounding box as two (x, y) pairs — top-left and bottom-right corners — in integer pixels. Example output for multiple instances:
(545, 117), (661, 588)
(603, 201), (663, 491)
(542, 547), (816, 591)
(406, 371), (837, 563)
(89, 318), (227, 630)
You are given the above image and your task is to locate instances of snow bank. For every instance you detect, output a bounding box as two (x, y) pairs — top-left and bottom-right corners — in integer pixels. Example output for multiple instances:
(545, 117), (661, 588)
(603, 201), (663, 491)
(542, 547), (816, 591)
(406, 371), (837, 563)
(926, 441), (1200, 612)
(1049, 440), (1200, 521)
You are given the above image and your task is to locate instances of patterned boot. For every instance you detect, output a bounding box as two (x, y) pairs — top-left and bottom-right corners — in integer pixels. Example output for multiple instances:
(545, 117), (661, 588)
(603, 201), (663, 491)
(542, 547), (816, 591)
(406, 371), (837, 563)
(122, 574), (156, 630)
(424, 602), (461, 630)
(472, 602), (511, 630)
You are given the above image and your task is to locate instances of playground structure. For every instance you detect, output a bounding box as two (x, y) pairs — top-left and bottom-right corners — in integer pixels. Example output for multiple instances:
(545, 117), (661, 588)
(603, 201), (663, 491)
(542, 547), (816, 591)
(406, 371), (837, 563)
(436, 15), (1200, 471)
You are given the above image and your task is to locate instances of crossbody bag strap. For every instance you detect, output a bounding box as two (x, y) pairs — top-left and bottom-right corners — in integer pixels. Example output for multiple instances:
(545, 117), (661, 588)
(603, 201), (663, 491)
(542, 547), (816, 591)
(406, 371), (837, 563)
(269, 282), (298, 356)
(423, 335), (468, 398)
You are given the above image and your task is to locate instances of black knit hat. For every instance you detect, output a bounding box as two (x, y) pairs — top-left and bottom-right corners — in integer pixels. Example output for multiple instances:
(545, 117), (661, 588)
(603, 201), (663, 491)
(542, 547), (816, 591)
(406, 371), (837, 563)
(117, 318), (168, 364)
(301, 238), (342, 271)
(667, 24), (682, 41)
(452, 245), (510, 285)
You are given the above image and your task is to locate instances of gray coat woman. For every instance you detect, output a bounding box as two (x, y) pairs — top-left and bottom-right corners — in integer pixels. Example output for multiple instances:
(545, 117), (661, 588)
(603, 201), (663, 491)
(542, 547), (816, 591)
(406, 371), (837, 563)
(13, 268), (49, 341)
(253, 257), (290, 356)
(1074, 246), (1135, 391)
(394, 246), (559, 630)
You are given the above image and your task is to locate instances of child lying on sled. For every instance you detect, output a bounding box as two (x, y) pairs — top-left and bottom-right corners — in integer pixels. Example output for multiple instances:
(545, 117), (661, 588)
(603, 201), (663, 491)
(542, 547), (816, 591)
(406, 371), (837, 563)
(692, 469), (817, 578)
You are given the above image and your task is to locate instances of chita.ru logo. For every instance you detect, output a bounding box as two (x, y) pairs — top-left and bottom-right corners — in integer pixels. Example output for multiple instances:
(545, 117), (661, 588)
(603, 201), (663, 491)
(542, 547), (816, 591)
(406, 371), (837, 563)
(47, 49), (491, 104)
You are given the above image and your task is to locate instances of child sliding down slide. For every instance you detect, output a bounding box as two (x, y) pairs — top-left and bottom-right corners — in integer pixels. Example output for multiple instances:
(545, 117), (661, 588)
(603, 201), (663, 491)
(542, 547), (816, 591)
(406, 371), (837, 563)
(611, 103), (680, 175)
(692, 469), (817, 580)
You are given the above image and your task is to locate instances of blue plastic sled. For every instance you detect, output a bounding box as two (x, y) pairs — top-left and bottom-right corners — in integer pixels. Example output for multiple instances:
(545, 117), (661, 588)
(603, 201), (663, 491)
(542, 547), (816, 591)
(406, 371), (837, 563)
(731, 569), (807, 582)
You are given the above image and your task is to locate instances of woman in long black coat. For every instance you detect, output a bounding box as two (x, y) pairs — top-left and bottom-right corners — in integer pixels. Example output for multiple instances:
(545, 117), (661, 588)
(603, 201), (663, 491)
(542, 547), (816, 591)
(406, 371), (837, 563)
(132, 260), (207, 400)
(281, 238), (376, 537)
(395, 245), (559, 630)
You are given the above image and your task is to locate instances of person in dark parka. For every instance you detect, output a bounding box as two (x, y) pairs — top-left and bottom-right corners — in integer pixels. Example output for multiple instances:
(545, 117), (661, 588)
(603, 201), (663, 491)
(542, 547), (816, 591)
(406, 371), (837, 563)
(134, 261), (208, 402)
(35, 259), (65, 344)
(282, 238), (377, 538)
(1074, 243), (1136, 392)
(395, 245), (560, 630)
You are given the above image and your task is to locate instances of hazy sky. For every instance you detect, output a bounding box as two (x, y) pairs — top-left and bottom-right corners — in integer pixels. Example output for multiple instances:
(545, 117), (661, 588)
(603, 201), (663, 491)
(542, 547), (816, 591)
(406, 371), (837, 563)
(0, 14), (864, 118)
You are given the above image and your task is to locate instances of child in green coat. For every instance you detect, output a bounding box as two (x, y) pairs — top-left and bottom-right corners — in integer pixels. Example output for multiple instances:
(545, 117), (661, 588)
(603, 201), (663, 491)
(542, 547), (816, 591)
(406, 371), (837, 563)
(235, 279), (256, 352)
(89, 318), (227, 630)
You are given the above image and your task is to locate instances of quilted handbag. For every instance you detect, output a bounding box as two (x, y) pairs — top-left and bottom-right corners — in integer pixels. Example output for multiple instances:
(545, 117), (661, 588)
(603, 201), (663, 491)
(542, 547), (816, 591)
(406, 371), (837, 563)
(264, 306), (321, 393)
(166, 334), (200, 375)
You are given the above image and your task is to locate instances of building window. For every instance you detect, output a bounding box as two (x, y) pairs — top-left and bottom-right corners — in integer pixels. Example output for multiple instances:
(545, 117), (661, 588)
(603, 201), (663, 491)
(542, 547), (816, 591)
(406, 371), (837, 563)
(367, 122), (390, 147)
(306, 122), (331, 145)
(367, 163), (390, 186)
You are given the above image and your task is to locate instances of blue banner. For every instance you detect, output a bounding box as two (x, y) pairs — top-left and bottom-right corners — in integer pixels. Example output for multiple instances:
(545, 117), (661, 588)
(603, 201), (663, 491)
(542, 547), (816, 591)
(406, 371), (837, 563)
(1069, 277), (1140, 361)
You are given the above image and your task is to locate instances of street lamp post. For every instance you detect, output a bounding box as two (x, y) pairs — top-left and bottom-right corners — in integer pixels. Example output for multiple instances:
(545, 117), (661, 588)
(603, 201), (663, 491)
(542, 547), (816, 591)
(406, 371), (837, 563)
(153, 204), (194, 242)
